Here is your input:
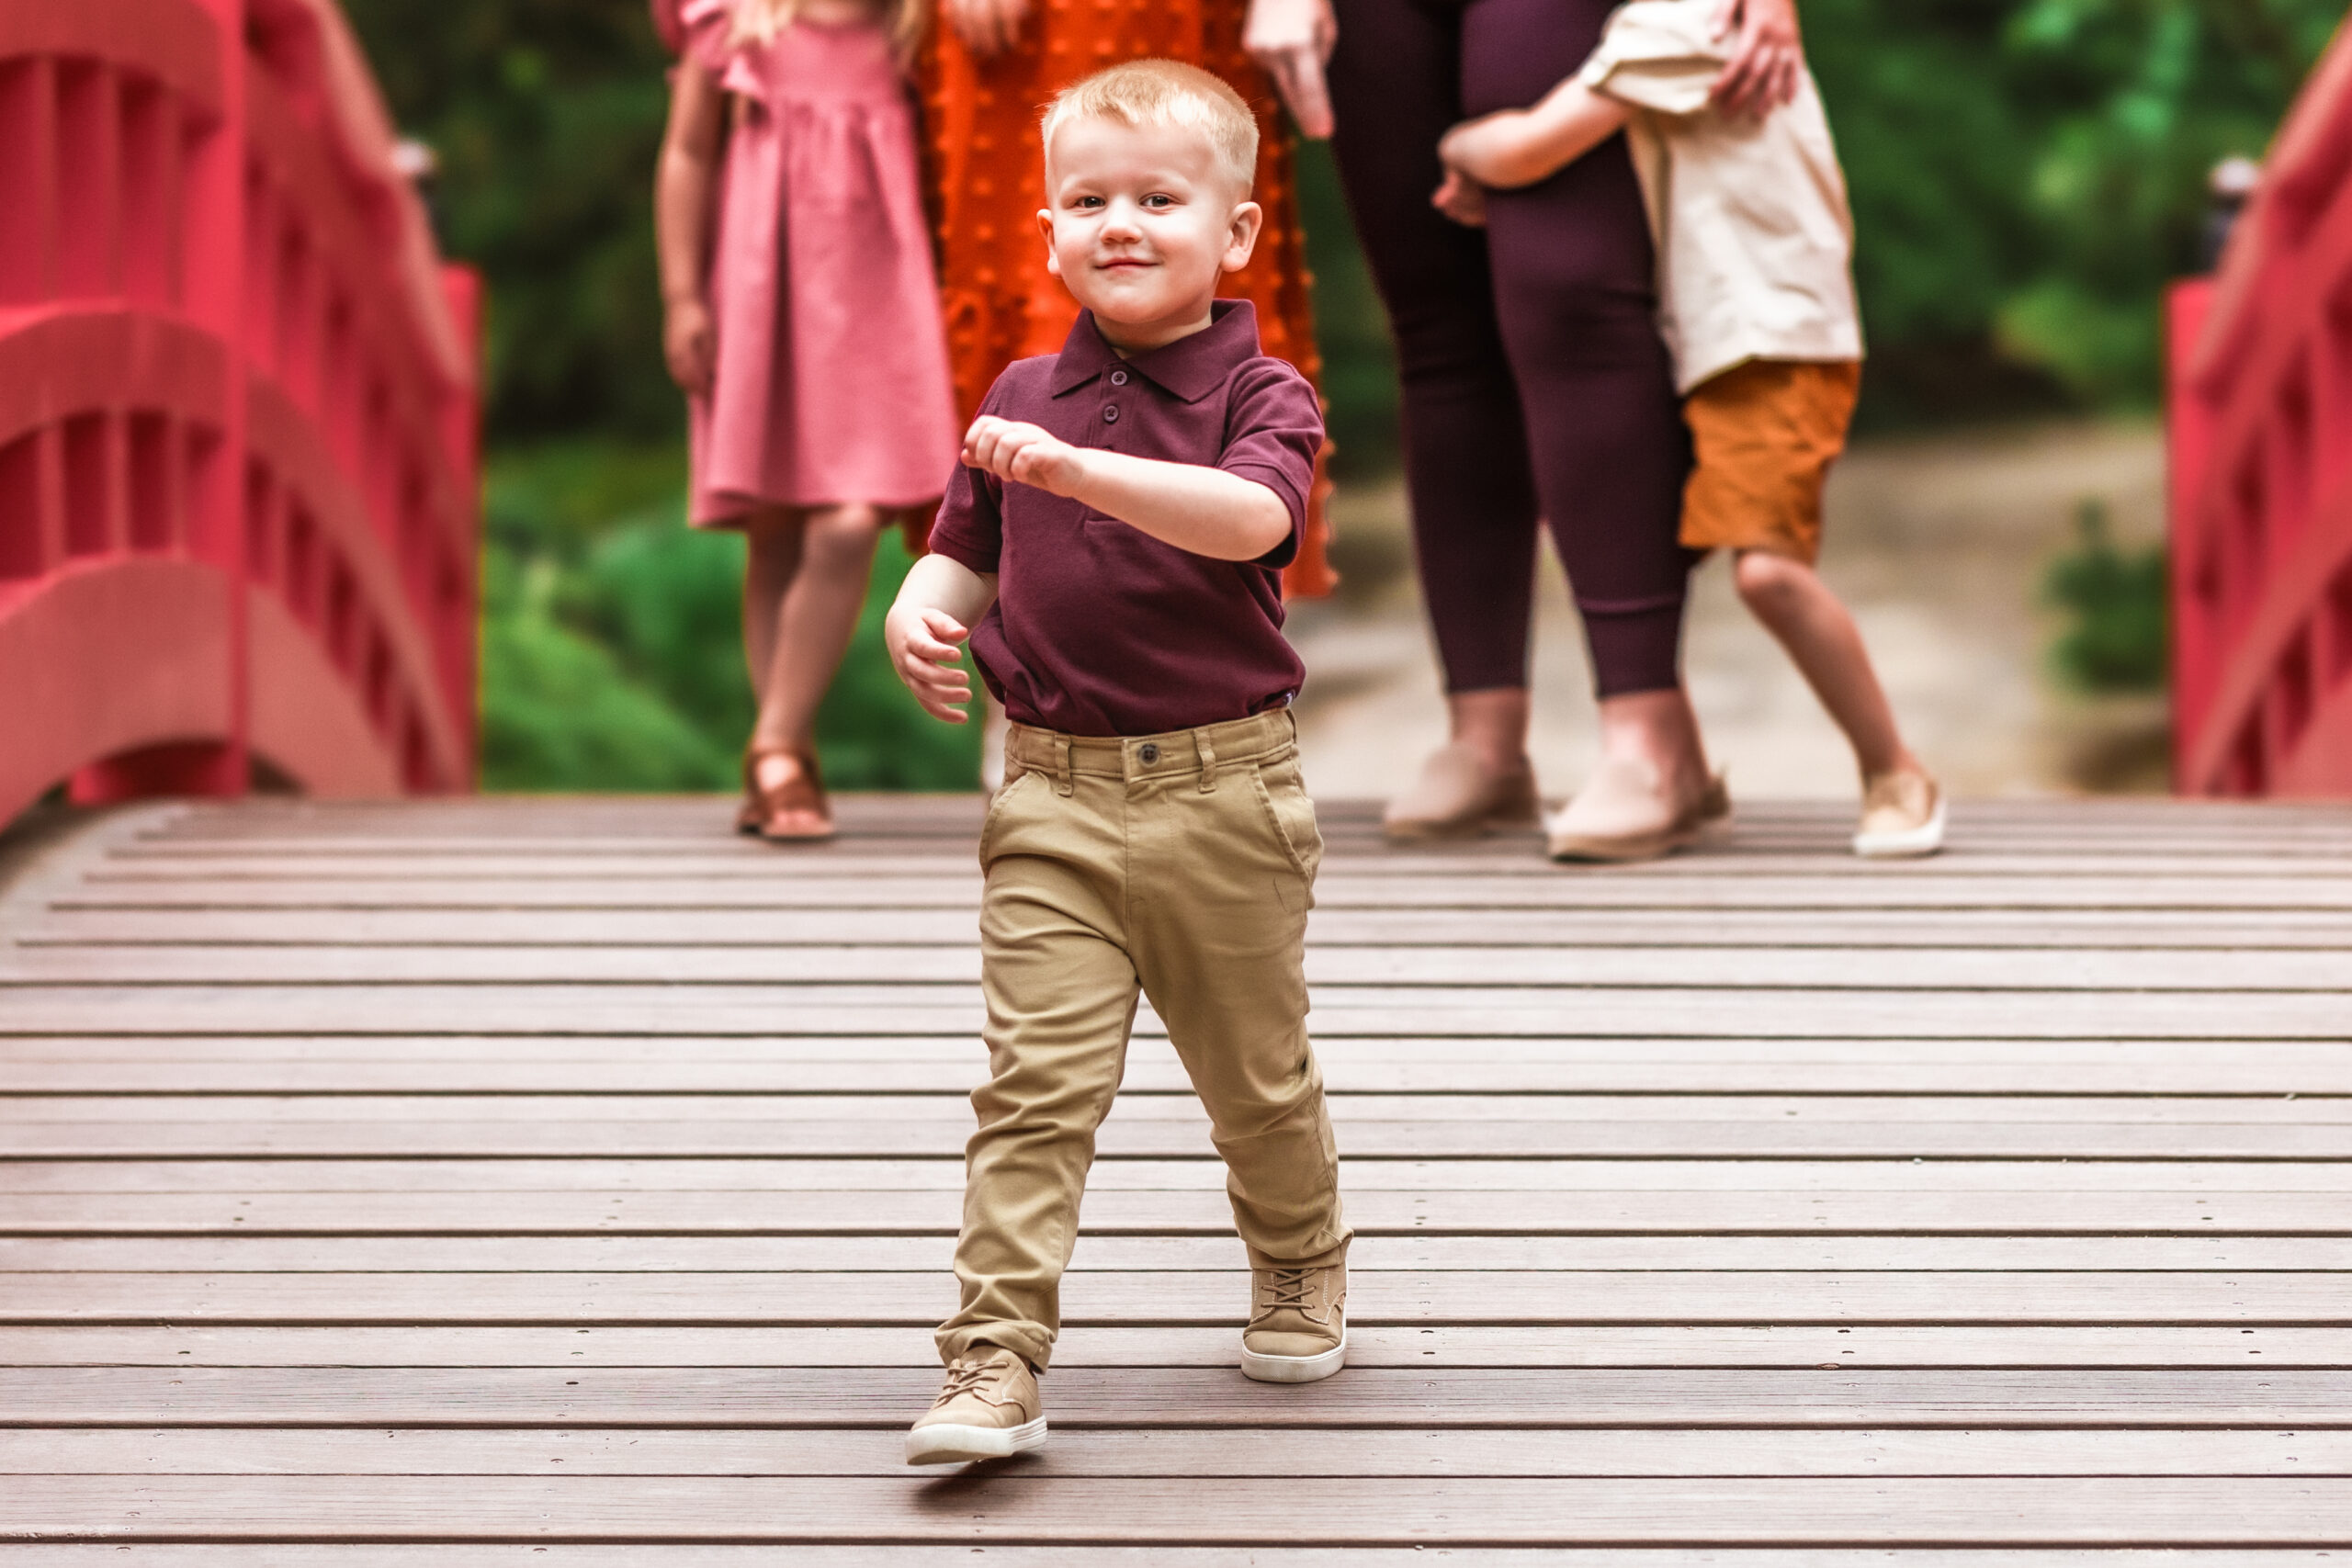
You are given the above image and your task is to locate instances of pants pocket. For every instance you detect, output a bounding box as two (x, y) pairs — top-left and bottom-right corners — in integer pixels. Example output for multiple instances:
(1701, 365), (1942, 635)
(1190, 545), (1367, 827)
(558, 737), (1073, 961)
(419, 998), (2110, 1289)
(1250, 754), (1324, 904)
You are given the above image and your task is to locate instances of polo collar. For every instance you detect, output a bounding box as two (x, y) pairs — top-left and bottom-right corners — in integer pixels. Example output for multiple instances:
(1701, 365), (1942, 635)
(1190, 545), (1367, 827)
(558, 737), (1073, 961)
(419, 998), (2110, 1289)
(1048, 299), (1263, 404)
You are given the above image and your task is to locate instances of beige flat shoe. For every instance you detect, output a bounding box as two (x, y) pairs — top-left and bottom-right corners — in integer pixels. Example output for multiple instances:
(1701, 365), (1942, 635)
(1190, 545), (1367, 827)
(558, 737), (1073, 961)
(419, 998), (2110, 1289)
(1854, 769), (1945, 858)
(1383, 743), (1540, 841)
(1544, 756), (1729, 863)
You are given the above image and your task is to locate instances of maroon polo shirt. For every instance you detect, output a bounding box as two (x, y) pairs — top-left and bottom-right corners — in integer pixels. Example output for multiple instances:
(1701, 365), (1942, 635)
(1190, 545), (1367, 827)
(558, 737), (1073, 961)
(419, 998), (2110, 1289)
(925, 300), (1323, 738)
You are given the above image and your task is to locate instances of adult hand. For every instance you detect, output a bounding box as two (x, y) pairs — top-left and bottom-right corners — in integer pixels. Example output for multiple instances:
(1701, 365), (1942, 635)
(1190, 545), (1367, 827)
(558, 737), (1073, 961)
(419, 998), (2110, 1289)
(662, 296), (716, 396)
(1430, 168), (1487, 228)
(944, 0), (1031, 57)
(964, 415), (1086, 496)
(885, 605), (976, 724)
(1708, 0), (1802, 118)
(1245, 0), (1338, 139)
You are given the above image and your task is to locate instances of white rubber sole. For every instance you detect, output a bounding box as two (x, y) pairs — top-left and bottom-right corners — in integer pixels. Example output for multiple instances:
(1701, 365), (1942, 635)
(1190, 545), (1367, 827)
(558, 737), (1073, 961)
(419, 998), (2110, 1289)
(904, 1416), (1047, 1466)
(1853, 794), (1949, 859)
(1239, 1335), (1346, 1384)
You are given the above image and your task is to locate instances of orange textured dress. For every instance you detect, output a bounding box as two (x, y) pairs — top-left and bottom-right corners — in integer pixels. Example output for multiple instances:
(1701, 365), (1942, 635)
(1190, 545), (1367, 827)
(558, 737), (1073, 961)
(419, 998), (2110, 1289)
(918, 0), (1336, 594)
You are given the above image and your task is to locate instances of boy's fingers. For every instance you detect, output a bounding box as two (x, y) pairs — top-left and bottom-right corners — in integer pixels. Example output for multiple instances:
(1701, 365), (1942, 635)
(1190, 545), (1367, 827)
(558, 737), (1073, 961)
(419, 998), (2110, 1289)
(921, 610), (971, 643)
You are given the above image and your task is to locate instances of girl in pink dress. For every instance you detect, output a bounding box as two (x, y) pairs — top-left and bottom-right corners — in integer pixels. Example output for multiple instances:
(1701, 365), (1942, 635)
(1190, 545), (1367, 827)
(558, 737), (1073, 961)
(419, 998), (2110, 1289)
(655, 0), (958, 840)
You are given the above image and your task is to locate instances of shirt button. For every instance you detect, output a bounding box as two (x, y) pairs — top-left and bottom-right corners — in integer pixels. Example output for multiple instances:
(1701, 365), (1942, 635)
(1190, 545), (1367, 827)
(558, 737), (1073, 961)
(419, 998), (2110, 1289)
(1103, 405), (1119, 424)
(1109, 370), (1128, 386)
(1138, 742), (1159, 764)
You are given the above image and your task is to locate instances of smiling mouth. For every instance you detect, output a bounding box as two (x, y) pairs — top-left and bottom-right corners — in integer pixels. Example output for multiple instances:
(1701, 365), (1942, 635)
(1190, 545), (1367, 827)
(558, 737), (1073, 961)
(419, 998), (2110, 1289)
(1099, 258), (1155, 269)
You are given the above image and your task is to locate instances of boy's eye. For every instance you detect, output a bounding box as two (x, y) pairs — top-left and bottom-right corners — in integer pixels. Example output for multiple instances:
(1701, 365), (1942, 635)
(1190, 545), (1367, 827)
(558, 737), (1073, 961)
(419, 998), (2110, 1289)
(1142, 194), (1175, 209)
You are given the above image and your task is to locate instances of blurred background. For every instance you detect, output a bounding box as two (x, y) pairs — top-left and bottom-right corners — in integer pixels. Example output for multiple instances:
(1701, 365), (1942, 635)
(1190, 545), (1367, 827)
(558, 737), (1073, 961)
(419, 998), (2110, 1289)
(346, 0), (2344, 799)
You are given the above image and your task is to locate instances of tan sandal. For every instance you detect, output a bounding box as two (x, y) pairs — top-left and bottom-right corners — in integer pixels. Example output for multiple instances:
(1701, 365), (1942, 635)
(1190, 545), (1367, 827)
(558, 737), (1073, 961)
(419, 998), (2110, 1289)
(741, 746), (834, 842)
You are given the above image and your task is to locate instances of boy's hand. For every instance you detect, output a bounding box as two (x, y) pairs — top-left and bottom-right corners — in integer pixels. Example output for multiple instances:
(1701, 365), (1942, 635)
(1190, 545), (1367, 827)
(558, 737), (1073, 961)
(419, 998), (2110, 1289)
(963, 416), (1087, 498)
(1430, 167), (1488, 228)
(885, 604), (977, 724)
(663, 296), (716, 396)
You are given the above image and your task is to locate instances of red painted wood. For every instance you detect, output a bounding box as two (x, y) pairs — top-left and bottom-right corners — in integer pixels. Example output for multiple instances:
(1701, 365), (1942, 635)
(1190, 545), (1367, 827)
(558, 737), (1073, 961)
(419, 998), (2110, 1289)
(0, 0), (480, 828)
(2169, 29), (2352, 798)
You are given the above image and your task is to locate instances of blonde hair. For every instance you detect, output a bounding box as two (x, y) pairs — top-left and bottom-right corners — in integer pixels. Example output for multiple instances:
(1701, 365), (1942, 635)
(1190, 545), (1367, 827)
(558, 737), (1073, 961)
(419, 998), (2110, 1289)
(730, 0), (926, 62)
(1040, 60), (1260, 193)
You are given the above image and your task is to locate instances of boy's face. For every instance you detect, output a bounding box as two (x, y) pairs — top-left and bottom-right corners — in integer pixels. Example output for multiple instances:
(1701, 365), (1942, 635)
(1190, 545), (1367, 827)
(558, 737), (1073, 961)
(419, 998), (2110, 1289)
(1039, 116), (1261, 349)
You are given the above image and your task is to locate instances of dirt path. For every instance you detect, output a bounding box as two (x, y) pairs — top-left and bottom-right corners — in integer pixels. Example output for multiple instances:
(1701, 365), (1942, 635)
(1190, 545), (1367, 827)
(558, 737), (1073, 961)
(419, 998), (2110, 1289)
(1288, 418), (2168, 808)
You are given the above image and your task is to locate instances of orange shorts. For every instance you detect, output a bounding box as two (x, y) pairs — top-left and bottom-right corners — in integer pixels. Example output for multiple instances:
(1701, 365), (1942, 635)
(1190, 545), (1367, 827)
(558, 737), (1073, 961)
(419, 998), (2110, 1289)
(1679, 358), (1861, 565)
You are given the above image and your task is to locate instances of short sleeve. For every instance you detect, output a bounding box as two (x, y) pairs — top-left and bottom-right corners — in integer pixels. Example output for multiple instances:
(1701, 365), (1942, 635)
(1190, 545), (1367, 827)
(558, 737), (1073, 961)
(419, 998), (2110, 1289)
(924, 380), (1008, 577)
(1218, 361), (1324, 571)
(1578, 1), (1726, 118)
(676, 0), (738, 74)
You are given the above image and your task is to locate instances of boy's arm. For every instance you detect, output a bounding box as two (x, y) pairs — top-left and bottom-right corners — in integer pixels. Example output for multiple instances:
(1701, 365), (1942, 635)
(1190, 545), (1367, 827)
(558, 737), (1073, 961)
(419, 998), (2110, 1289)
(885, 553), (998, 724)
(1438, 77), (1632, 192)
(962, 417), (1292, 563)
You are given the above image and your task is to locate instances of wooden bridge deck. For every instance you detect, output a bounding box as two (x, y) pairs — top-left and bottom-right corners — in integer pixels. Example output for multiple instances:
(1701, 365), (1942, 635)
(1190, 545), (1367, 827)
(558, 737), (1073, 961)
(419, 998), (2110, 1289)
(1, 793), (2349, 1562)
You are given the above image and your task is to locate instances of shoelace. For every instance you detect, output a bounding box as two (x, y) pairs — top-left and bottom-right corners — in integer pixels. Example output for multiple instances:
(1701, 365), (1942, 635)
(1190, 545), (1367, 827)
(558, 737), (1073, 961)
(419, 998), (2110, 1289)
(932, 1359), (1001, 1408)
(1259, 1267), (1320, 1313)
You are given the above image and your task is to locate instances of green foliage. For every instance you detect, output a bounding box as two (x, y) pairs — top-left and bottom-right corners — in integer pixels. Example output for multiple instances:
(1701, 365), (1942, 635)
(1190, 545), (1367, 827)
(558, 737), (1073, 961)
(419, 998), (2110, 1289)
(2042, 498), (2169, 692)
(479, 441), (980, 793)
(342, 0), (675, 442)
(1810, 0), (2343, 420)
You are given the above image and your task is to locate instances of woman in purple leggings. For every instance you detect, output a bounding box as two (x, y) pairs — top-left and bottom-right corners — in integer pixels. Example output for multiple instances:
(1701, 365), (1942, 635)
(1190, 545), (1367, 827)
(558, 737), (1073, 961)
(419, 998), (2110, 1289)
(1246, 0), (1802, 858)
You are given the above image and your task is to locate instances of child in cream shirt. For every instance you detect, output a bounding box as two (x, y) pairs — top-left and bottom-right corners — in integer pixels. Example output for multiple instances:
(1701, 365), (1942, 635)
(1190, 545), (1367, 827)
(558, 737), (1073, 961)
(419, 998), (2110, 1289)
(1438, 0), (1944, 858)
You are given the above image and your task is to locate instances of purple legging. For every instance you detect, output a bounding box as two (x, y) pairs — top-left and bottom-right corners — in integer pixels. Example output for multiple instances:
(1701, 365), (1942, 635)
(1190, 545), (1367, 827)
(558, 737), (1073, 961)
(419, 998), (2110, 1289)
(1327, 0), (1696, 697)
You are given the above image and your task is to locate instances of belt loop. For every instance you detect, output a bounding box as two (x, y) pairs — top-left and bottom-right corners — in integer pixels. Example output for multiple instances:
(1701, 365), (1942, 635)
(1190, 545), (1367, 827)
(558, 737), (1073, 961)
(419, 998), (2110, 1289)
(1055, 734), (1074, 796)
(1196, 727), (1217, 793)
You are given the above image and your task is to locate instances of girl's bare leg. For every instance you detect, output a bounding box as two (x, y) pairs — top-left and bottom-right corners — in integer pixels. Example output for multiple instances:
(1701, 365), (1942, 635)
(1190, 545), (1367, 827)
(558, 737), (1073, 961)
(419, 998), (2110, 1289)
(746, 504), (885, 758)
(1731, 548), (1917, 779)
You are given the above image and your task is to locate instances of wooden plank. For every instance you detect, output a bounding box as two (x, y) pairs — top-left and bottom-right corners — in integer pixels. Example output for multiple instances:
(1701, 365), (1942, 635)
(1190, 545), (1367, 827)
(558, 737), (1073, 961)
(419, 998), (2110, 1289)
(8, 1188), (2346, 1235)
(68, 851), (2352, 880)
(1, 1424), (2346, 1475)
(0, 1323), (2343, 1370)
(0, 1550), (2340, 1568)
(1, 1271), (2345, 1325)
(5, 1472), (2352, 1544)
(2, 1366), (2346, 1427)
(4, 1233), (2347, 1271)
(13, 944), (2352, 989)
(7, 986), (2352, 1038)
(3, 1113), (2344, 1160)
(50, 873), (2352, 908)
(3, 1092), (2342, 1128)
(8, 1156), (2348, 1193)
(2, 1037), (2346, 1094)
(36, 906), (2352, 947)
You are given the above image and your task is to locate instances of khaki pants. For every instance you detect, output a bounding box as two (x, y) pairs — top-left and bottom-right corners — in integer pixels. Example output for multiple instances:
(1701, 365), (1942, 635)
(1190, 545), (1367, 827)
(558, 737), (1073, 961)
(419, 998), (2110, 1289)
(935, 708), (1351, 1370)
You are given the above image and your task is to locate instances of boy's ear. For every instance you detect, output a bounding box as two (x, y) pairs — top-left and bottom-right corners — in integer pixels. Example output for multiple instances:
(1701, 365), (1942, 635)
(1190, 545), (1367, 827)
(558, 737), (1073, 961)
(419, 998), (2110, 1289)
(1220, 199), (1264, 275)
(1036, 208), (1060, 276)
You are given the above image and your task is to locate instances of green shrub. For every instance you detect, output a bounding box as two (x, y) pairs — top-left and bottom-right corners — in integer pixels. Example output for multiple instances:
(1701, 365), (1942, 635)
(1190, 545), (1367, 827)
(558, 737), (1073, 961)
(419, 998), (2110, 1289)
(479, 440), (981, 792)
(2042, 498), (2168, 692)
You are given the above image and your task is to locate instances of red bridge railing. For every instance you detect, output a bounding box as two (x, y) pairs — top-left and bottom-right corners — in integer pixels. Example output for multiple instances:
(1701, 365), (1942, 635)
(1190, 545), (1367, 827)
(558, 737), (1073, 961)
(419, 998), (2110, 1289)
(2169, 27), (2352, 797)
(0, 0), (479, 827)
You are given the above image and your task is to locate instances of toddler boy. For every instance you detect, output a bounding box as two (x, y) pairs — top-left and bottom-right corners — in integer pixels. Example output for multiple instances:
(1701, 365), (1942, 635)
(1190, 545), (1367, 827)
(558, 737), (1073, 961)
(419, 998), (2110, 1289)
(1438, 0), (1944, 857)
(884, 59), (1351, 1466)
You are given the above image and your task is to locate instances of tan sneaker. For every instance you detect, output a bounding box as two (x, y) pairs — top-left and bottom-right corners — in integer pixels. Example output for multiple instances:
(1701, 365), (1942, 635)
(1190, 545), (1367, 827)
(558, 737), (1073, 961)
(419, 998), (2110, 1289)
(1240, 1262), (1347, 1383)
(905, 1347), (1046, 1465)
(1544, 757), (1730, 863)
(1383, 743), (1540, 840)
(1854, 770), (1946, 859)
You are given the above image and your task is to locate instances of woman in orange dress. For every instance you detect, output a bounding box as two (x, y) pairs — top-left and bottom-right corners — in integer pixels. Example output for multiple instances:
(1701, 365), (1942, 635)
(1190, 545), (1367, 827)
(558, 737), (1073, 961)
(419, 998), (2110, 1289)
(918, 0), (1336, 596)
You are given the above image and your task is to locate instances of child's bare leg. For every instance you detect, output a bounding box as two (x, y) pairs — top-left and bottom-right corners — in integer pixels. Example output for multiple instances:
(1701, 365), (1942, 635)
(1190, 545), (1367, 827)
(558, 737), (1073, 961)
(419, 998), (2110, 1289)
(741, 504), (804, 714)
(1731, 548), (1917, 779)
(746, 504), (884, 757)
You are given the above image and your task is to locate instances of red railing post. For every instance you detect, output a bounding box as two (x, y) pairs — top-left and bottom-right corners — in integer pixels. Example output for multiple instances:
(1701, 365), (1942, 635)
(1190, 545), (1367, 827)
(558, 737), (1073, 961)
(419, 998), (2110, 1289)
(0, 0), (481, 826)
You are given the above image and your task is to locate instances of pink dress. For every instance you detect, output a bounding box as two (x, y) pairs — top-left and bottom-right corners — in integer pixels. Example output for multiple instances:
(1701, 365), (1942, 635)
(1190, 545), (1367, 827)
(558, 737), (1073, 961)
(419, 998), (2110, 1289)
(679, 0), (959, 525)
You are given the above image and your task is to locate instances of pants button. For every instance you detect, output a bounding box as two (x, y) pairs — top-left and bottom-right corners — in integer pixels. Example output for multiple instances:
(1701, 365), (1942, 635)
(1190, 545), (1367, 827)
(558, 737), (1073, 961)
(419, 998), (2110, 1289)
(1138, 743), (1159, 764)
